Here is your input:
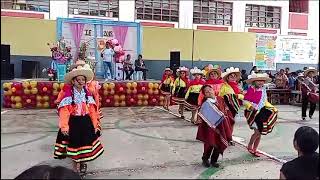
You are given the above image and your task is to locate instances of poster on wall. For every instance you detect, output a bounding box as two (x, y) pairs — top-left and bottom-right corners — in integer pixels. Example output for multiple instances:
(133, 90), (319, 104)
(57, 18), (141, 78)
(254, 34), (277, 71)
(276, 36), (318, 64)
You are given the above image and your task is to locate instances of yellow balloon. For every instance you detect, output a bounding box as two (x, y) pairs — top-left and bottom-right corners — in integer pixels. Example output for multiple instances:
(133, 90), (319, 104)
(53, 90), (59, 96)
(127, 89), (132, 94)
(59, 83), (64, 89)
(53, 83), (59, 89)
(143, 100), (148, 106)
(114, 95), (120, 101)
(36, 102), (42, 108)
(159, 96), (165, 101)
(4, 90), (12, 96)
(148, 83), (153, 89)
(120, 101), (126, 107)
(11, 87), (16, 93)
(36, 95), (42, 101)
(43, 96), (49, 101)
(109, 83), (115, 89)
(137, 94), (143, 100)
(31, 88), (38, 95)
(126, 82), (132, 88)
(14, 96), (21, 102)
(22, 81), (29, 88)
(103, 83), (109, 90)
(110, 89), (115, 95)
(114, 101), (120, 107)
(43, 102), (49, 108)
(15, 103), (22, 109)
(24, 89), (31, 95)
(148, 89), (153, 95)
(132, 82), (137, 88)
(153, 83), (159, 89)
(137, 100), (143, 106)
(143, 94), (149, 100)
(103, 90), (109, 96)
(30, 81), (37, 88)
(154, 89), (159, 95)
(120, 95), (126, 101)
(11, 96), (15, 102)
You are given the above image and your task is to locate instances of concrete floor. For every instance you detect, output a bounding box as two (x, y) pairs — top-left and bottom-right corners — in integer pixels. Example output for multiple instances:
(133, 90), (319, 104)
(1, 105), (319, 179)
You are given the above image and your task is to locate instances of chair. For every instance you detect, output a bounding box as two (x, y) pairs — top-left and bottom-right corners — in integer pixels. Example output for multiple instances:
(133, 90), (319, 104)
(133, 71), (143, 81)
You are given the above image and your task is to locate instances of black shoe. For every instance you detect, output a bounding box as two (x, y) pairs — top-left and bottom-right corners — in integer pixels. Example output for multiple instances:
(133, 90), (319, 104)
(211, 162), (220, 168)
(302, 117), (306, 121)
(229, 141), (235, 146)
(202, 159), (210, 167)
(309, 115), (313, 119)
(181, 115), (185, 119)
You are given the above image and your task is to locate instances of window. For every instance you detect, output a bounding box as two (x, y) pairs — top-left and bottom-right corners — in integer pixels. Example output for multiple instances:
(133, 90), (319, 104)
(135, 0), (179, 22)
(68, 0), (119, 18)
(289, 0), (308, 13)
(245, 4), (281, 29)
(1, 0), (49, 12)
(193, 0), (232, 26)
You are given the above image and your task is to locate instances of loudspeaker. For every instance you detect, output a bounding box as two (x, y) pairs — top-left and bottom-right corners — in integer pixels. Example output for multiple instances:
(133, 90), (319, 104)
(170, 51), (180, 77)
(1, 44), (10, 65)
(1, 63), (14, 80)
(21, 60), (40, 79)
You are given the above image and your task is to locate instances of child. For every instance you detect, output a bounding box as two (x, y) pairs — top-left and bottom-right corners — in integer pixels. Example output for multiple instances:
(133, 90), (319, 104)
(53, 65), (104, 173)
(196, 85), (234, 167)
(280, 126), (319, 180)
(243, 72), (278, 157)
(198, 65), (224, 105)
(159, 67), (175, 110)
(172, 66), (189, 119)
(185, 67), (206, 124)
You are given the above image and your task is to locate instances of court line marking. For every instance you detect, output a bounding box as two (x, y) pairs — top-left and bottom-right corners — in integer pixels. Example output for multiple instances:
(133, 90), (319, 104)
(1, 110), (9, 114)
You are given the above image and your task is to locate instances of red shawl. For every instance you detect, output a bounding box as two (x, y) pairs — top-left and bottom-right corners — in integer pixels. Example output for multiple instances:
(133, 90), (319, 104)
(206, 78), (224, 85)
(161, 74), (174, 83)
(189, 78), (206, 86)
(228, 81), (241, 94)
(196, 96), (234, 153)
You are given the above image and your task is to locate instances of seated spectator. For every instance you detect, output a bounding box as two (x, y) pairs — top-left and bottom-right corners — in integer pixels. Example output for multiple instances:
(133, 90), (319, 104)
(240, 69), (248, 90)
(285, 67), (290, 76)
(123, 54), (134, 80)
(275, 69), (288, 89)
(250, 66), (258, 74)
(134, 54), (148, 80)
(266, 70), (275, 82)
(280, 126), (319, 180)
(15, 165), (81, 179)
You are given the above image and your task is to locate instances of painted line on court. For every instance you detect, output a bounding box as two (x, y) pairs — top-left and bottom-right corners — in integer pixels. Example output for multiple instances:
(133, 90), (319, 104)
(1, 110), (9, 114)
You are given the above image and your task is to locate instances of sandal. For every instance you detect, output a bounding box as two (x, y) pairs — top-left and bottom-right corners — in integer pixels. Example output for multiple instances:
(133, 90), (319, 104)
(253, 151), (263, 157)
(80, 163), (87, 173)
(247, 148), (255, 155)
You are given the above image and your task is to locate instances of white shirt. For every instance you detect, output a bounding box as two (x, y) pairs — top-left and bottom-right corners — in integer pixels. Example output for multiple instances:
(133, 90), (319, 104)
(102, 48), (114, 62)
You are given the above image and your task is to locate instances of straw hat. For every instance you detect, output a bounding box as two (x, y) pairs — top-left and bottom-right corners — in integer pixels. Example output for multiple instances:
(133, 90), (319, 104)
(65, 64), (94, 84)
(163, 67), (173, 74)
(70, 60), (87, 70)
(221, 67), (241, 81)
(176, 66), (189, 76)
(206, 65), (222, 79)
(303, 67), (318, 76)
(190, 67), (204, 75)
(245, 71), (272, 84)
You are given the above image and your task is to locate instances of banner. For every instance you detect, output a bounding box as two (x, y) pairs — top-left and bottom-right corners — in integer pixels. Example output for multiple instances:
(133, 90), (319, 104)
(276, 36), (318, 64)
(254, 34), (277, 70)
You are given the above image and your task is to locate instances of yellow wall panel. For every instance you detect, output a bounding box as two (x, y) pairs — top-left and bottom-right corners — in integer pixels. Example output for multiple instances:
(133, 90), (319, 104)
(193, 30), (256, 62)
(1, 17), (56, 56)
(142, 27), (193, 60)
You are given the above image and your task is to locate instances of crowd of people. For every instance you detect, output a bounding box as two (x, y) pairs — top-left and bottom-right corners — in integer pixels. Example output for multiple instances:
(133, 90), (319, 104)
(13, 60), (318, 179)
(101, 42), (148, 81)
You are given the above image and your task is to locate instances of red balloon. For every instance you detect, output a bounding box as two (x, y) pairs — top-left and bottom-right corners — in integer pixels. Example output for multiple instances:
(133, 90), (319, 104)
(13, 82), (22, 90)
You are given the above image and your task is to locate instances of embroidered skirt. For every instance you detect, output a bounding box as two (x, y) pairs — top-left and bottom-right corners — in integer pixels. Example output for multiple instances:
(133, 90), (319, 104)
(244, 107), (278, 135)
(172, 87), (187, 104)
(160, 84), (172, 95)
(185, 92), (200, 110)
(223, 94), (240, 117)
(54, 115), (104, 162)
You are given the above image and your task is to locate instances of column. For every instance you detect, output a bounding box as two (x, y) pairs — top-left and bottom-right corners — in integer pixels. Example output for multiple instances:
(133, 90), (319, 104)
(119, 0), (135, 22)
(232, 1), (246, 32)
(179, 0), (193, 29)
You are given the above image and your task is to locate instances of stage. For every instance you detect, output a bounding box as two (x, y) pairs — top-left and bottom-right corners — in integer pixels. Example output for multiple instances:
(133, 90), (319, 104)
(2, 78), (164, 109)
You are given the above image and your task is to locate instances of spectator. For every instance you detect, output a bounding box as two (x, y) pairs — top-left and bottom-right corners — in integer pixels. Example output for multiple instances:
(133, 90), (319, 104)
(123, 54), (134, 80)
(15, 165), (81, 179)
(285, 67), (290, 76)
(280, 126), (319, 180)
(288, 72), (297, 90)
(266, 70), (275, 82)
(134, 54), (148, 80)
(303, 67), (308, 71)
(101, 42), (115, 81)
(275, 69), (288, 89)
(250, 66), (258, 74)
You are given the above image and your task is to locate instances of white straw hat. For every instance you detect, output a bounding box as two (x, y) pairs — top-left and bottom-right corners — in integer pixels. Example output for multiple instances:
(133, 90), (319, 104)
(64, 64), (94, 83)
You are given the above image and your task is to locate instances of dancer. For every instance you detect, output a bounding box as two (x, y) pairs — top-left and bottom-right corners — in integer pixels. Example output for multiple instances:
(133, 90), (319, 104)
(159, 67), (175, 110)
(300, 67), (318, 121)
(197, 85), (234, 167)
(198, 65), (224, 105)
(243, 72), (278, 157)
(185, 67), (206, 124)
(219, 67), (243, 117)
(53, 64), (104, 173)
(172, 66), (189, 119)
(55, 60), (103, 135)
